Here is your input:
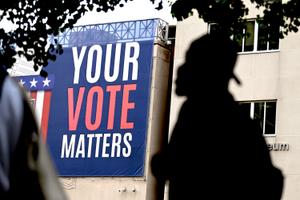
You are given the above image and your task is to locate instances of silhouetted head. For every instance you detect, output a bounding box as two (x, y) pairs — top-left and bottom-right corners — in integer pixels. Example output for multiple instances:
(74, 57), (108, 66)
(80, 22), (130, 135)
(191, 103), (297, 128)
(175, 33), (239, 97)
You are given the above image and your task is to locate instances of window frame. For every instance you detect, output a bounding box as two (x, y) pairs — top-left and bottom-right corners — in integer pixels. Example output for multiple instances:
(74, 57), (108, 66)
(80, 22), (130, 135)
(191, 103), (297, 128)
(208, 20), (280, 54)
(239, 100), (277, 137)
(240, 20), (280, 53)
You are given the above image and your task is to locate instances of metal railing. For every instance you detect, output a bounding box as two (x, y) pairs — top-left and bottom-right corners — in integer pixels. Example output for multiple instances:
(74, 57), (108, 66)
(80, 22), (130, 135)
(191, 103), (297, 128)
(49, 18), (169, 47)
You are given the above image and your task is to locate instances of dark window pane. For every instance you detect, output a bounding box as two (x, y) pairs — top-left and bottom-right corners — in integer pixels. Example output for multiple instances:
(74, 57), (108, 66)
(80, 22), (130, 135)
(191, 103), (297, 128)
(258, 23), (280, 51)
(168, 25), (176, 40)
(233, 34), (243, 52)
(168, 25), (176, 46)
(258, 23), (268, 51)
(269, 31), (279, 50)
(244, 21), (255, 51)
(269, 23), (280, 50)
(265, 102), (276, 135)
(254, 102), (264, 131)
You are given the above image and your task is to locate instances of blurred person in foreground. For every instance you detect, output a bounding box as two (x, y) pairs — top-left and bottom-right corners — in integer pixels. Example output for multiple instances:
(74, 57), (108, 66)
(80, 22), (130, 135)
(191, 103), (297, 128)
(151, 33), (284, 200)
(0, 66), (67, 199)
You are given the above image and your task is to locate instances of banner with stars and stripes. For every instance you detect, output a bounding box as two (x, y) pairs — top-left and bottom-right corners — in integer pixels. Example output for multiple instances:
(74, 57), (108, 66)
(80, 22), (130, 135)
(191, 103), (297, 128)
(14, 74), (55, 143)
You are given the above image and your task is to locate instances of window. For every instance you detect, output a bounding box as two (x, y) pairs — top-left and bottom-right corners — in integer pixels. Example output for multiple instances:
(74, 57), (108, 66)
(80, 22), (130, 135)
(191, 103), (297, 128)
(209, 20), (279, 53)
(167, 25), (176, 45)
(238, 20), (279, 52)
(239, 101), (277, 136)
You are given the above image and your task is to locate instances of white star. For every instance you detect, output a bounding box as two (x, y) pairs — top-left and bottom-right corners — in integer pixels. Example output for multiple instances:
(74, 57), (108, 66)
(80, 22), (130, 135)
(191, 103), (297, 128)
(43, 77), (51, 87)
(19, 79), (25, 86)
(30, 78), (38, 88)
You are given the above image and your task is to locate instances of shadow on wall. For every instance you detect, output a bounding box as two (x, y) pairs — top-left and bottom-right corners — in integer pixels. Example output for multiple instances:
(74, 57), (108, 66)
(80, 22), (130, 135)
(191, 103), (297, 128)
(151, 33), (284, 200)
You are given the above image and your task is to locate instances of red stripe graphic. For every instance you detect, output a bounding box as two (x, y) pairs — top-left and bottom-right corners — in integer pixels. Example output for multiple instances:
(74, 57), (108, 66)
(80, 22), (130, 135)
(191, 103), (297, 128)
(29, 90), (52, 143)
(41, 91), (52, 143)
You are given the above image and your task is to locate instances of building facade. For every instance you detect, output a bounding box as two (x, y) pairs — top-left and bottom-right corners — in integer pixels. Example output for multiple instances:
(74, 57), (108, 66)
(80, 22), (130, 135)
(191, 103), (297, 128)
(169, 7), (300, 200)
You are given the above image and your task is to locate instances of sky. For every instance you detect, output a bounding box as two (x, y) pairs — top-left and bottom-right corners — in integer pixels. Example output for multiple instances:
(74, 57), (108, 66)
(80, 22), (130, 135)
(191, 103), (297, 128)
(0, 0), (176, 31)
(75, 0), (177, 26)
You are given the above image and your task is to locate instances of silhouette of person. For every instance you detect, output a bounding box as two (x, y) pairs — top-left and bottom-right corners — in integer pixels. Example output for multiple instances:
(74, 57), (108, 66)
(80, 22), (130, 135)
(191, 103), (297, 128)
(151, 33), (284, 200)
(0, 66), (67, 199)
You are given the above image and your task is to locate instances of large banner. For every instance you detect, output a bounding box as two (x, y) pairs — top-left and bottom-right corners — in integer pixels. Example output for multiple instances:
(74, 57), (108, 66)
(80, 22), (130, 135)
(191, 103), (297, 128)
(16, 40), (154, 176)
